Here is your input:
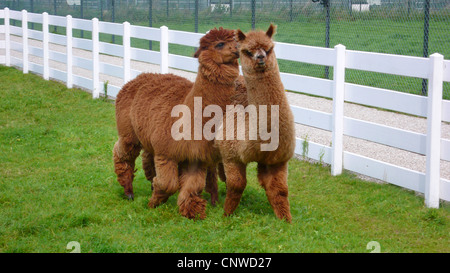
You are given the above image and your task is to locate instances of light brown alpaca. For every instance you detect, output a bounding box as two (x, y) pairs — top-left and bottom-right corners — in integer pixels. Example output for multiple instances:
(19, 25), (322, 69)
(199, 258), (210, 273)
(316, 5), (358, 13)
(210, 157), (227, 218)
(214, 24), (296, 222)
(113, 28), (240, 219)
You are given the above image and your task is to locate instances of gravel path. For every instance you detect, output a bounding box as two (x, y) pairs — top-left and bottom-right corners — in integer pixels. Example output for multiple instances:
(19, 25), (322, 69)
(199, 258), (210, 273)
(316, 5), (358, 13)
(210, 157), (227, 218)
(7, 36), (450, 180)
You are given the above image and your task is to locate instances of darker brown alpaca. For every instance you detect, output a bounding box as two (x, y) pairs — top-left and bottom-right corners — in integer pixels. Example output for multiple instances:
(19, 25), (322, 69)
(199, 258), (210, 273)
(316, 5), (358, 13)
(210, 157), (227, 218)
(113, 28), (240, 219)
(214, 24), (296, 222)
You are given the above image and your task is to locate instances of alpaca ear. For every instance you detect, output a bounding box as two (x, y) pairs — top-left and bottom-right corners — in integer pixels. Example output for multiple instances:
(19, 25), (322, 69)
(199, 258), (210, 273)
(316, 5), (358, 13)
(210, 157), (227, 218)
(266, 24), (277, 38)
(235, 29), (246, 42)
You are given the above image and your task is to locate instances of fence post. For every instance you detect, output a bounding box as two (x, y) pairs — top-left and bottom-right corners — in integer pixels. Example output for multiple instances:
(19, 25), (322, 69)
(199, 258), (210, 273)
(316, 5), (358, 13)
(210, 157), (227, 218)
(66, 15), (73, 89)
(324, 0), (330, 79)
(148, 0), (152, 50)
(123, 21), (131, 84)
(251, 0), (255, 30)
(425, 53), (444, 208)
(92, 18), (99, 98)
(80, 0), (84, 38)
(5, 8), (10, 67)
(331, 44), (346, 176)
(195, 0), (198, 33)
(22, 9), (28, 74)
(42, 12), (49, 80)
(160, 25), (169, 74)
(421, 0), (431, 95)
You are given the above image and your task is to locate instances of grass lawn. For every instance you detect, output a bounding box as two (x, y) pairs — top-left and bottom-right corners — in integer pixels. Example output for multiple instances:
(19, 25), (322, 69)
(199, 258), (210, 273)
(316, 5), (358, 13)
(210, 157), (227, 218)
(0, 65), (449, 253)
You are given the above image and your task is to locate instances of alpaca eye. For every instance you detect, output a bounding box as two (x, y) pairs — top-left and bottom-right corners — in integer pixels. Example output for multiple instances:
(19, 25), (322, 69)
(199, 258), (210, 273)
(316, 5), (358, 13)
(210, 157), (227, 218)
(215, 42), (225, 49)
(266, 47), (273, 55)
(243, 50), (253, 57)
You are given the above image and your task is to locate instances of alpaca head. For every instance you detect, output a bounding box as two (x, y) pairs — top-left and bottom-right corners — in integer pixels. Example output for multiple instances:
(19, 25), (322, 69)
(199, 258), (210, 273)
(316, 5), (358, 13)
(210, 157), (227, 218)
(236, 24), (277, 74)
(194, 27), (240, 66)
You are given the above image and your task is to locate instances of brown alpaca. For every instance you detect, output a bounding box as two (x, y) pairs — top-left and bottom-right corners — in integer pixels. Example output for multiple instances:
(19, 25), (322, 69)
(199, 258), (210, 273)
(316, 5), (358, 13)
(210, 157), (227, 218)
(214, 24), (296, 222)
(113, 27), (240, 219)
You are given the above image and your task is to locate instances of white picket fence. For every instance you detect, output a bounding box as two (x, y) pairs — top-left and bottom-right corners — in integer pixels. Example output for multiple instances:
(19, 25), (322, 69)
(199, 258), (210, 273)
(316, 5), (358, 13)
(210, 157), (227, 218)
(1, 8), (449, 207)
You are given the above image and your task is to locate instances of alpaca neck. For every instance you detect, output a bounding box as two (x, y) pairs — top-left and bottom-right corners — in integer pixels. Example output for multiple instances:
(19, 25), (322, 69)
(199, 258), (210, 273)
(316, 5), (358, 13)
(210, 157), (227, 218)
(185, 61), (239, 109)
(198, 62), (239, 87)
(244, 64), (287, 107)
(242, 61), (296, 164)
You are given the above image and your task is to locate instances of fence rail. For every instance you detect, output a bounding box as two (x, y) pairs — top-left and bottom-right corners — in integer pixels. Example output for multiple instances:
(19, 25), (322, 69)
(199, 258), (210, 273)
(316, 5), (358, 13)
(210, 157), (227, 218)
(0, 8), (449, 207)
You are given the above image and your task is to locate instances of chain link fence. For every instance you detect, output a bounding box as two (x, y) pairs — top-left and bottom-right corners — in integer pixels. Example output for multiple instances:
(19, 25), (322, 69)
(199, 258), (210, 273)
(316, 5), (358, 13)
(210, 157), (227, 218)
(1, 0), (449, 98)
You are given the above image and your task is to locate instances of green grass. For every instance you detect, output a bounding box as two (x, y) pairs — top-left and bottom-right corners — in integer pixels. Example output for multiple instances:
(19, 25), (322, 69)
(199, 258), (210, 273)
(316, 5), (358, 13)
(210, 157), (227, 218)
(0, 65), (449, 253)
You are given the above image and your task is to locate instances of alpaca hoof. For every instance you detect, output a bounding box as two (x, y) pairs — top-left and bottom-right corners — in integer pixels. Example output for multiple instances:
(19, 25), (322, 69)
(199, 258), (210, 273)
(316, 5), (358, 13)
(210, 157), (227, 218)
(210, 195), (218, 207)
(148, 199), (158, 208)
(126, 193), (134, 201)
(223, 212), (233, 217)
(148, 189), (170, 208)
(180, 197), (207, 220)
(282, 215), (292, 223)
(276, 212), (292, 223)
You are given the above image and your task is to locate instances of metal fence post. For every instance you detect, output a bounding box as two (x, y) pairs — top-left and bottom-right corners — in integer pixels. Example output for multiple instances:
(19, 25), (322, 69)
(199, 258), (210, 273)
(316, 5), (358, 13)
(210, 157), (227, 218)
(80, 0), (84, 38)
(331, 44), (346, 176)
(425, 53), (444, 208)
(53, 0), (57, 32)
(289, 0), (293, 22)
(100, 0), (103, 21)
(148, 0), (152, 50)
(251, 0), (255, 30)
(324, 0), (330, 79)
(421, 0), (430, 95)
(230, 0), (233, 17)
(195, 0), (198, 33)
(166, 0), (169, 17)
(312, 0), (331, 79)
(112, 0), (115, 43)
(30, 0), (33, 29)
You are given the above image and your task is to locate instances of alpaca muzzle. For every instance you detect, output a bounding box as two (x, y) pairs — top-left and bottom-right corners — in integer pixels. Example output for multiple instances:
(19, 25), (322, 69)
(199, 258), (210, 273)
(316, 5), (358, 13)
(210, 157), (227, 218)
(255, 51), (266, 67)
(256, 59), (266, 69)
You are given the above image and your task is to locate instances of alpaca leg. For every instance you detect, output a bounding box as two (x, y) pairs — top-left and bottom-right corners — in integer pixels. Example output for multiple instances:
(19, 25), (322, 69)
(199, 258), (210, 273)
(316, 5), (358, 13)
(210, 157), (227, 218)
(177, 162), (208, 219)
(257, 162), (292, 223)
(205, 165), (218, 206)
(113, 137), (141, 200)
(142, 150), (156, 190)
(218, 162), (226, 182)
(223, 161), (247, 216)
(148, 155), (179, 208)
